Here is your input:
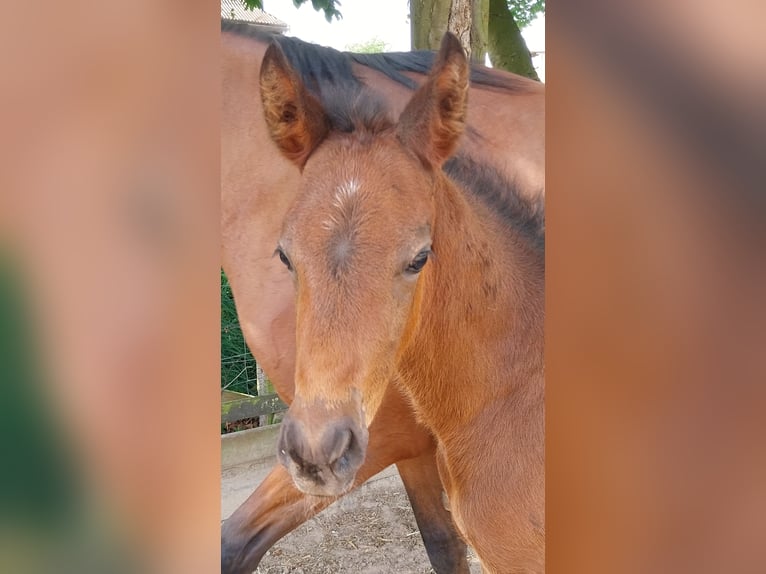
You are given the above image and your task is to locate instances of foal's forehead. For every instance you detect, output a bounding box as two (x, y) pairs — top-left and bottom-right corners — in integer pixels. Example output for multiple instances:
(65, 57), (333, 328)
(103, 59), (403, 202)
(304, 138), (422, 198)
(285, 139), (431, 248)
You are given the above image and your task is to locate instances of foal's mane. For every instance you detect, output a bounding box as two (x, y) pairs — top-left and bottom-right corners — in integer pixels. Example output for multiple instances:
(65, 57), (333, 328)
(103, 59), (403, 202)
(445, 156), (545, 254)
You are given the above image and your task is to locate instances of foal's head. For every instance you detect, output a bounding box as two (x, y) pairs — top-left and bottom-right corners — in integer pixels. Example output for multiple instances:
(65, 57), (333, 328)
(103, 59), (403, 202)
(260, 34), (468, 495)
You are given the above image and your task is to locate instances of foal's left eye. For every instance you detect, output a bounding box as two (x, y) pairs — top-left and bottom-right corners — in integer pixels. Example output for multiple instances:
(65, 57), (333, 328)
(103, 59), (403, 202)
(406, 250), (431, 274)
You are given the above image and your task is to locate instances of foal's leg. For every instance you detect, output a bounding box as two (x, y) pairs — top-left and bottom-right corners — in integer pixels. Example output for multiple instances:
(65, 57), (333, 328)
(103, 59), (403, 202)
(397, 449), (470, 574)
(221, 386), (469, 574)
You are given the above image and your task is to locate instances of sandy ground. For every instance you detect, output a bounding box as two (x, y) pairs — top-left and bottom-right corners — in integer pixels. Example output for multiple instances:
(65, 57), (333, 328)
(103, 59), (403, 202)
(222, 459), (481, 573)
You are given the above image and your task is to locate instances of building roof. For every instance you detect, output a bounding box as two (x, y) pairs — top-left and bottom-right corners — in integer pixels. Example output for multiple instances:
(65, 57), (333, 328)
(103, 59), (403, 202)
(221, 0), (288, 31)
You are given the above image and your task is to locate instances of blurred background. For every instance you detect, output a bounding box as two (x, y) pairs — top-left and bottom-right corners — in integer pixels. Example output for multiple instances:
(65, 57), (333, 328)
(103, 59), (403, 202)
(2, 0), (765, 572)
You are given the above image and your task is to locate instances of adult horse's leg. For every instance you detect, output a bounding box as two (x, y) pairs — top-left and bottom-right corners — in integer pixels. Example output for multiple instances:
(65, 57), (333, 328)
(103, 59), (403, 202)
(221, 464), (328, 573)
(221, 384), (470, 574)
(397, 449), (470, 574)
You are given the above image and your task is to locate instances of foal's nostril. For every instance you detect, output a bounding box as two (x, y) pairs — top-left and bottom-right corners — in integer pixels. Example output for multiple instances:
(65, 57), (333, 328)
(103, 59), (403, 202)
(329, 427), (363, 475)
(326, 428), (353, 465)
(287, 447), (303, 466)
(332, 450), (352, 474)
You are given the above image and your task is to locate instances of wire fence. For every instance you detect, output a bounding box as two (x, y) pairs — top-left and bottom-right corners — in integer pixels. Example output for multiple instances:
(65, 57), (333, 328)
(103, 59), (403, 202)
(221, 270), (286, 430)
(221, 269), (262, 395)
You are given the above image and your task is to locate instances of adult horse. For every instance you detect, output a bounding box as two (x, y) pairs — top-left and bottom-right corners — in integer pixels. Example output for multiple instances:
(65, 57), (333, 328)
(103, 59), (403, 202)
(221, 20), (544, 573)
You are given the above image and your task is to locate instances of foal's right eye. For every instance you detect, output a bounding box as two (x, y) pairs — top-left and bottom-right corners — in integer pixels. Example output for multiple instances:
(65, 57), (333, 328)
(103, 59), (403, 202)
(275, 247), (293, 271)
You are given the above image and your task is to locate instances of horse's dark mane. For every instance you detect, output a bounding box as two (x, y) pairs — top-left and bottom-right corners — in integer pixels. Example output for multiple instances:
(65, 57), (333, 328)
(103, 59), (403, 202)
(221, 19), (539, 94)
(444, 156), (545, 254)
(349, 51), (537, 93)
(224, 20), (392, 133)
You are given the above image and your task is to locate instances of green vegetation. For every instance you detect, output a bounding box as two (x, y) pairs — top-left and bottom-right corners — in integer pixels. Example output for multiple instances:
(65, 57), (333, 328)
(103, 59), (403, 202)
(0, 255), (78, 528)
(508, 0), (544, 29)
(244, 0), (341, 22)
(242, 0), (543, 32)
(221, 270), (261, 395)
(346, 37), (387, 53)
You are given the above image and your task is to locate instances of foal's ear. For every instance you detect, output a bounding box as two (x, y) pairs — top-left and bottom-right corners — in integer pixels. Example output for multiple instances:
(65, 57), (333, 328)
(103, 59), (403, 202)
(397, 33), (469, 168)
(260, 41), (329, 169)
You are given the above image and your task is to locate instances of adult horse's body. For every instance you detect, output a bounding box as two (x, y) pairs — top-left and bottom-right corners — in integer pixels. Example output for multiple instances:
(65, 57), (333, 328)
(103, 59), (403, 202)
(221, 20), (544, 573)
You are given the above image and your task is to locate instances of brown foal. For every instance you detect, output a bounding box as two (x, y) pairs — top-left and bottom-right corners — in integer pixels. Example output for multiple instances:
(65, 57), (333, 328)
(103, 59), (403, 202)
(259, 33), (545, 573)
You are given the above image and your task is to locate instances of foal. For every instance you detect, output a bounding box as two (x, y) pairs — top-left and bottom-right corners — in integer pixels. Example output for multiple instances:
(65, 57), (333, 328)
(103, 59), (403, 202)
(260, 33), (545, 572)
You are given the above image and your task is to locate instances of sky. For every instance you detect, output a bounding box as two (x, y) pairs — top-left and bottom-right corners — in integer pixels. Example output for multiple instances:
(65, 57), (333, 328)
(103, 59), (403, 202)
(262, 0), (545, 79)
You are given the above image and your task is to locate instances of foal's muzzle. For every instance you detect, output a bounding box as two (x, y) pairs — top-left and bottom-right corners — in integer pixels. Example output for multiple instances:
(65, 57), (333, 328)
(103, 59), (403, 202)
(277, 405), (368, 496)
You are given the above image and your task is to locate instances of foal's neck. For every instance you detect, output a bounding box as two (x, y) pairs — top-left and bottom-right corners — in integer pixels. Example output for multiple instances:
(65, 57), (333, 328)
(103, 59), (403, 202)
(397, 170), (544, 434)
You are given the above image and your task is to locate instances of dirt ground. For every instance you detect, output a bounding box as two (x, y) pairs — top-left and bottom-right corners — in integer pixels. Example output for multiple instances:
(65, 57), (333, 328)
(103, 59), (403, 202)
(223, 462), (481, 574)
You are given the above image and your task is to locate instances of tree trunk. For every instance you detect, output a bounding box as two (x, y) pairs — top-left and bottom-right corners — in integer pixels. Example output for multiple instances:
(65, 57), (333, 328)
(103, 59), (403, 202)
(471, 0), (489, 64)
(487, 0), (539, 79)
(411, 0), (451, 52)
(411, 0), (488, 64)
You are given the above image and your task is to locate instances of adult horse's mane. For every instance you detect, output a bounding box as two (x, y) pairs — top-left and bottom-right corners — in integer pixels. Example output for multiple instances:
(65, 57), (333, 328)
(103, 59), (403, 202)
(222, 18), (543, 249)
(221, 19), (539, 94)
